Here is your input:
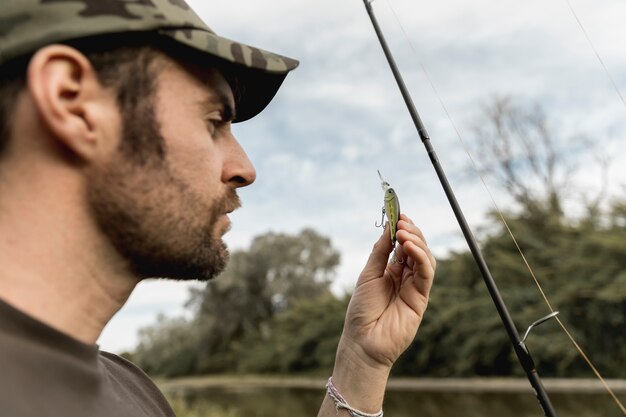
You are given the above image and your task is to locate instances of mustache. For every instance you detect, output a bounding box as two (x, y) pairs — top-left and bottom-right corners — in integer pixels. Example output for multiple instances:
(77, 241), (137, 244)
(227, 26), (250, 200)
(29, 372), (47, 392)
(217, 188), (241, 214)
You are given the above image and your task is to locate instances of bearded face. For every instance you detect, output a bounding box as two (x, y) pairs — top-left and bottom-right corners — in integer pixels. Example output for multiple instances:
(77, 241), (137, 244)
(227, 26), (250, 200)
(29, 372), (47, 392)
(86, 60), (246, 282)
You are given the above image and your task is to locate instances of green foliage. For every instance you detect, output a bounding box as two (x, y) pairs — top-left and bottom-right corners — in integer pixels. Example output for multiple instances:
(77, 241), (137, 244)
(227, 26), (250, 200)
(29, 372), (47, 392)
(134, 315), (200, 377)
(236, 294), (348, 374)
(188, 228), (340, 374)
(394, 198), (626, 378)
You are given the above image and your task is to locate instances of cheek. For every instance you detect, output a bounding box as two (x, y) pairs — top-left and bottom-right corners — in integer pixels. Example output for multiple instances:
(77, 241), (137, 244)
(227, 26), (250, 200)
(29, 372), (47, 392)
(162, 127), (224, 197)
(176, 151), (222, 190)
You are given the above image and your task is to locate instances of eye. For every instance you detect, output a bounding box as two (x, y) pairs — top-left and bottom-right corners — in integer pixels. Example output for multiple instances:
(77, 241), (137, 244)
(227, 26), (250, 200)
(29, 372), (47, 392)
(205, 115), (225, 136)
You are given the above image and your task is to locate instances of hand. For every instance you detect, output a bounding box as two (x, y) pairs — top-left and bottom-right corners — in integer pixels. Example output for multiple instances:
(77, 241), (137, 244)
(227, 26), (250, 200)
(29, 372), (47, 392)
(339, 213), (436, 370)
(319, 214), (436, 417)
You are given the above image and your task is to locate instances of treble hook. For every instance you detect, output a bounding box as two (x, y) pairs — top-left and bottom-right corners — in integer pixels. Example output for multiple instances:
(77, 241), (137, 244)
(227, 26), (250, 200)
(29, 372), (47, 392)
(375, 207), (386, 228)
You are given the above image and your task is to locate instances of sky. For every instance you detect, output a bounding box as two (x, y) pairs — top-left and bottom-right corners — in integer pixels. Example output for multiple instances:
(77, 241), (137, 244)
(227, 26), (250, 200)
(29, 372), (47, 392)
(98, 0), (626, 353)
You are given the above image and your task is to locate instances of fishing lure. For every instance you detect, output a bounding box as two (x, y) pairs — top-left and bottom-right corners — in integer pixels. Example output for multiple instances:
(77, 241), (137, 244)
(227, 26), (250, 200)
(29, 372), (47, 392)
(375, 170), (400, 246)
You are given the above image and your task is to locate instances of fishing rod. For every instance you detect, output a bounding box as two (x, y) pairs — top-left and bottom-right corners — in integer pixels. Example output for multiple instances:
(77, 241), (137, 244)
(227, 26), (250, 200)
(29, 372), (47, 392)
(361, 1), (558, 416)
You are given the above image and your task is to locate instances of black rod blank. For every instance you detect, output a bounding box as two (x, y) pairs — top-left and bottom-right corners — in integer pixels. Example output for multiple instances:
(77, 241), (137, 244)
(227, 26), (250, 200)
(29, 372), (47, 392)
(361, 1), (557, 416)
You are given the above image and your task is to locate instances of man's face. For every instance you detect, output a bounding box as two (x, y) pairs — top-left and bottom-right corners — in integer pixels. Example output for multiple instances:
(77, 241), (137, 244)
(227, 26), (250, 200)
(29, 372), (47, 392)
(87, 56), (256, 281)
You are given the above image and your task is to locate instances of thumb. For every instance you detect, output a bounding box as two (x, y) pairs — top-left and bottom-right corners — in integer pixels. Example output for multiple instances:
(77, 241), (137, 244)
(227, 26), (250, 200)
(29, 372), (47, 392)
(357, 224), (393, 285)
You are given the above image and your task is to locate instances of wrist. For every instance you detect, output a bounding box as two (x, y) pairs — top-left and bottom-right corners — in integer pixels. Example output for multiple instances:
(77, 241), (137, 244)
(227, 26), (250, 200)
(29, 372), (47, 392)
(326, 376), (384, 417)
(331, 338), (391, 414)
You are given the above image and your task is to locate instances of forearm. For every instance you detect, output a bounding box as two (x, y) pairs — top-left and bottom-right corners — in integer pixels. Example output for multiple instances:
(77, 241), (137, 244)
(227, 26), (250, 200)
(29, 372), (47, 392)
(317, 340), (390, 417)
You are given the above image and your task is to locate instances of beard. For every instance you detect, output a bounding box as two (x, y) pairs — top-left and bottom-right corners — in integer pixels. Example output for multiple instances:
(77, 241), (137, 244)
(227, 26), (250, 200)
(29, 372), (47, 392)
(86, 102), (239, 282)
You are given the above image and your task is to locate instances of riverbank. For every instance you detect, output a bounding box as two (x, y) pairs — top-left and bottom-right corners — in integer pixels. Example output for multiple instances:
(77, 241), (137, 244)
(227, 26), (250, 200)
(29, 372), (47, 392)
(158, 375), (626, 394)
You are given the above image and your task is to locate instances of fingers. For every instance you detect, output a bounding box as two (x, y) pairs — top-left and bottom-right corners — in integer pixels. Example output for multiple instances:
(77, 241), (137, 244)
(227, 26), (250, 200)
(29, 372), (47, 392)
(357, 223), (394, 285)
(401, 240), (435, 298)
(396, 217), (436, 270)
(395, 215), (436, 299)
(357, 214), (435, 292)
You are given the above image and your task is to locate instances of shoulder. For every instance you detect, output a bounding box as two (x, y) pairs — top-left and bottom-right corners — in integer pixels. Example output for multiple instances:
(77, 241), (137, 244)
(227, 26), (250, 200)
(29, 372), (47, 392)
(99, 350), (151, 382)
(99, 350), (176, 416)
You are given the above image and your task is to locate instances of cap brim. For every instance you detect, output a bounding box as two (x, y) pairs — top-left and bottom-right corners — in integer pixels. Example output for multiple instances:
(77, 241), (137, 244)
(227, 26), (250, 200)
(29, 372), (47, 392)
(159, 28), (299, 122)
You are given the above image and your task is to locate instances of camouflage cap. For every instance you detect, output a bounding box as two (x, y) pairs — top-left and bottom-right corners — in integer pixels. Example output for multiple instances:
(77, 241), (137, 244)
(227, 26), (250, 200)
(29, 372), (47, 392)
(0, 0), (299, 122)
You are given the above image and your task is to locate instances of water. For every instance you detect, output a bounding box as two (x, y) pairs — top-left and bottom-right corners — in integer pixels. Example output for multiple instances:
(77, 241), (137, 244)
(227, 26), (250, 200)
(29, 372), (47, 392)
(171, 385), (626, 417)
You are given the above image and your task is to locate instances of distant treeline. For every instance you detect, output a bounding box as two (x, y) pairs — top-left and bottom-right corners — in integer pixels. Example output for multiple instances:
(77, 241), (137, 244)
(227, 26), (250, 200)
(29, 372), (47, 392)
(127, 197), (626, 379)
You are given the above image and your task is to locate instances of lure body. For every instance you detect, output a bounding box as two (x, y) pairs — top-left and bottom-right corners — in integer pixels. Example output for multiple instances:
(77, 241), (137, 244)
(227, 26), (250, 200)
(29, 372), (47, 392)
(377, 170), (400, 245)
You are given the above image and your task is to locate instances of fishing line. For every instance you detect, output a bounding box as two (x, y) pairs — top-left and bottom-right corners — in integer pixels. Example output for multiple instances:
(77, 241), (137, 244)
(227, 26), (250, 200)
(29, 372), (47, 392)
(382, 0), (626, 413)
(564, 0), (626, 113)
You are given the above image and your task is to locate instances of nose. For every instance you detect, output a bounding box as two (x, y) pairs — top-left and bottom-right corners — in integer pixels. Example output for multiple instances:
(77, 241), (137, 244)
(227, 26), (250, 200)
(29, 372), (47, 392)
(222, 134), (256, 188)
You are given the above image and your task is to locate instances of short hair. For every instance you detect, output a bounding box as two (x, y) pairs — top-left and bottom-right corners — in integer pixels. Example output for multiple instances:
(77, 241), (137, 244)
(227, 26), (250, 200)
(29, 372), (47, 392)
(0, 33), (177, 160)
(0, 57), (28, 156)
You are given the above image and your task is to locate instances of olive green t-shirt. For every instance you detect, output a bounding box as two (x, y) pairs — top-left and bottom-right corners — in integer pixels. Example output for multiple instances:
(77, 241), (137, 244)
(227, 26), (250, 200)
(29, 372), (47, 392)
(0, 299), (176, 417)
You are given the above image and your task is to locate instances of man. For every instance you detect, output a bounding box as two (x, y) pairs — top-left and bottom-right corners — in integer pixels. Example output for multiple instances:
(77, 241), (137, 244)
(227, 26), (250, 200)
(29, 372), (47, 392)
(0, 1), (436, 416)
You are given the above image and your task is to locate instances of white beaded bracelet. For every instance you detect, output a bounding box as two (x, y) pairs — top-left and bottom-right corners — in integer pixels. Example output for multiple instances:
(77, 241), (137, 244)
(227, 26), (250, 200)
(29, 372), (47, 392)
(325, 376), (384, 417)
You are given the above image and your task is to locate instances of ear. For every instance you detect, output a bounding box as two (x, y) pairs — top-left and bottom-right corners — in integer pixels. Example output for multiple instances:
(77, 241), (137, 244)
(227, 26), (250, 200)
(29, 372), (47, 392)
(27, 45), (117, 161)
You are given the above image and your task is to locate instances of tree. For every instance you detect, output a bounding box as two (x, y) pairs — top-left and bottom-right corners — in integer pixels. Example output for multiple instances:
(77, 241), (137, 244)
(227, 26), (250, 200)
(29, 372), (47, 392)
(134, 315), (200, 377)
(392, 98), (625, 378)
(190, 228), (340, 372)
(236, 294), (349, 374)
(392, 195), (626, 378)
(470, 96), (611, 219)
